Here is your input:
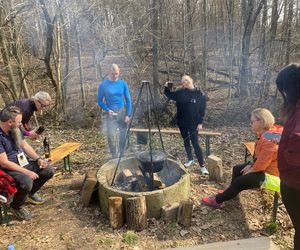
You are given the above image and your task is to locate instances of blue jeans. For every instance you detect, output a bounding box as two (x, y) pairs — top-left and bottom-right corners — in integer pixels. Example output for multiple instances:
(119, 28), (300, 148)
(106, 113), (127, 156)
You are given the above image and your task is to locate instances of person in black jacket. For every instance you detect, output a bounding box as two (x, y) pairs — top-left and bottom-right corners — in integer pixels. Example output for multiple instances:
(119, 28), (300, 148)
(164, 75), (208, 175)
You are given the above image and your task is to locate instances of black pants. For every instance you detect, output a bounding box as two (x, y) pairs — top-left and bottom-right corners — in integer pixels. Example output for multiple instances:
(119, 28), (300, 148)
(281, 182), (300, 250)
(3, 161), (55, 209)
(178, 125), (204, 166)
(216, 163), (265, 203)
(106, 113), (127, 157)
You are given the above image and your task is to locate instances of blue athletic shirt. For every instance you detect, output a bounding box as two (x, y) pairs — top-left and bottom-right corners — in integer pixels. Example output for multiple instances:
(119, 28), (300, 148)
(97, 79), (132, 116)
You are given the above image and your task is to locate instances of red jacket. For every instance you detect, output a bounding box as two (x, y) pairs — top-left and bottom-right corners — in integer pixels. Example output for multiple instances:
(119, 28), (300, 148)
(252, 125), (283, 176)
(278, 104), (300, 190)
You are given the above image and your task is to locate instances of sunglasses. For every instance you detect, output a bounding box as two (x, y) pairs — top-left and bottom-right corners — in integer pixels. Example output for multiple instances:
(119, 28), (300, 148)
(38, 100), (50, 109)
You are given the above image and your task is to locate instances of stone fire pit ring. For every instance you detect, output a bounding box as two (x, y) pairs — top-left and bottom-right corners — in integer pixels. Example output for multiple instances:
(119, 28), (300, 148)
(97, 155), (190, 218)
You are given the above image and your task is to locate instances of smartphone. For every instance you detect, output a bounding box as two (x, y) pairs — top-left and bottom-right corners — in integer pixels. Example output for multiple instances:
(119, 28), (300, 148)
(167, 82), (173, 88)
(36, 126), (45, 135)
(263, 132), (281, 142)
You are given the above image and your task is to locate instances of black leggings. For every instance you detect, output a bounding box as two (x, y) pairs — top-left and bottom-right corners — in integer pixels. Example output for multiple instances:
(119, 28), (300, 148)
(178, 125), (204, 166)
(216, 163), (265, 203)
(281, 182), (300, 250)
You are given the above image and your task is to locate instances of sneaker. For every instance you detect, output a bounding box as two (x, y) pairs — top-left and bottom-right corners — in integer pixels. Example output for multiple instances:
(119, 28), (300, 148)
(202, 195), (223, 209)
(10, 207), (32, 221)
(0, 195), (7, 203)
(200, 166), (209, 175)
(27, 193), (45, 205)
(184, 160), (195, 168)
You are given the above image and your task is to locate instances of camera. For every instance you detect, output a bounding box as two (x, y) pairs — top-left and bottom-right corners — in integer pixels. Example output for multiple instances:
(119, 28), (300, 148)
(36, 126), (45, 135)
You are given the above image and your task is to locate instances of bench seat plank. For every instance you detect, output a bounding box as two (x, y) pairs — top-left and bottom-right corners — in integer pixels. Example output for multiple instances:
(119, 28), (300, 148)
(242, 141), (255, 156)
(48, 142), (82, 164)
(130, 128), (221, 136)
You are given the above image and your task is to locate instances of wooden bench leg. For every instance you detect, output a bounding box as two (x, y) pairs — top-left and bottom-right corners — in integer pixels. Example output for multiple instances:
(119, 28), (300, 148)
(0, 203), (9, 225)
(271, 192), (279, 222)
(205, 135), (210, 157)
(63, 155), (72, 173)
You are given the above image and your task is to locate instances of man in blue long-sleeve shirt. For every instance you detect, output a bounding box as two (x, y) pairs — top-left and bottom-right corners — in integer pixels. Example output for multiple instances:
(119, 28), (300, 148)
(97, 64), (132, 157)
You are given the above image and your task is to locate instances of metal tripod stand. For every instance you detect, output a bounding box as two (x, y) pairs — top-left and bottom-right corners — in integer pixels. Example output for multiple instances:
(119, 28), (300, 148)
(111, 80), (165, 187)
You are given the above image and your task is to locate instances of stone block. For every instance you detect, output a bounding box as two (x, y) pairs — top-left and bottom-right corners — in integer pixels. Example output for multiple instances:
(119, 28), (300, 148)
(207, 155), (223, 182)
(161, 202), (180, 222)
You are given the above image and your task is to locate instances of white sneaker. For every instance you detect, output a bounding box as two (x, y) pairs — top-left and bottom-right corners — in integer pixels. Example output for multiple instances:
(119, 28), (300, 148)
(0, 195), (7, 204)
(200, 166), (209, 175)
(184, 160), (195, 168)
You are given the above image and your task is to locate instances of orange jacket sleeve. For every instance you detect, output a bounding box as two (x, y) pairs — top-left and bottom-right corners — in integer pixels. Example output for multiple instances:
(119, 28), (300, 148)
(252, 139), (277, 172)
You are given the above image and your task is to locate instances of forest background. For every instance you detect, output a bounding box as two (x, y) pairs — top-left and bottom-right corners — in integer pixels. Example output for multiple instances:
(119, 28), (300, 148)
(0, 0), (300, 249)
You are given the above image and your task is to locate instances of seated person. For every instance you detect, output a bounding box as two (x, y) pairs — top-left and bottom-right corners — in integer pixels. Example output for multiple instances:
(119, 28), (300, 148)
(9, 91), (51, 139)
(202, 108), (282, 208)
(0, 106), (54, 220)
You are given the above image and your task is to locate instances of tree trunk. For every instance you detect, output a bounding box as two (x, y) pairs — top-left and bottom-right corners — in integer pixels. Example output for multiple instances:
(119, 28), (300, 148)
(152, 0), (159, 105)
(284, 0), (294, 65)
(201, 0), (208, 89)
(186, 0), (196, 75)
(126, 196), (147, 231)
(74, 17), (86, 108)
(108, 197), (124, 229)
(239, 0), (264, 98)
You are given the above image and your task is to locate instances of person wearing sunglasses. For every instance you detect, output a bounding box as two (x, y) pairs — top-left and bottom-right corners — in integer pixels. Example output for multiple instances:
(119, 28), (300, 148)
(202, 108), (282, 208)
(0, 106), (54, 220)
(9, 91), (51, 139)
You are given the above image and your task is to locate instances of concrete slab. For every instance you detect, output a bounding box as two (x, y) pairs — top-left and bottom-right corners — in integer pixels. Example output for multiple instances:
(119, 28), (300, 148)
(165, 237), (280, 250)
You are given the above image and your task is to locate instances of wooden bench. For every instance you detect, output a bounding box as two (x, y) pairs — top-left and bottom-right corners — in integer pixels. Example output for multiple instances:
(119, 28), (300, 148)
(130, 128), (221, 157)
(46, 142), (82, 173)
(242, 141), (281, 222)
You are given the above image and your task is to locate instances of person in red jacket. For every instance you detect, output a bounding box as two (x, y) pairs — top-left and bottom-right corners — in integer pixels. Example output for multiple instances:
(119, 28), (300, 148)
(202, 108), (282, 208)
(276, 63), (300, 250)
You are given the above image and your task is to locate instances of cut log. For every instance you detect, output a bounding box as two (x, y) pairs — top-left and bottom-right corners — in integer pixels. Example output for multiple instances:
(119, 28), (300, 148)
(108, 196), (124, 229)
(126, 196), (147, 231)
(80, 169), (98, 206)
(177, 201), (193, 227)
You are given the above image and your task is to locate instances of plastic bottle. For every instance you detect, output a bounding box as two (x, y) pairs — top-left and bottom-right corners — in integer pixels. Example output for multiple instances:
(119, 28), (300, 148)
(43, 137), (51, 158)
(7, 244), (15, 250)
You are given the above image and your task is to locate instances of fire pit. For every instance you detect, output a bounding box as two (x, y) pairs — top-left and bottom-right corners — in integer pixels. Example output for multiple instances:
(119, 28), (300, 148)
(97, 154), (190, 218)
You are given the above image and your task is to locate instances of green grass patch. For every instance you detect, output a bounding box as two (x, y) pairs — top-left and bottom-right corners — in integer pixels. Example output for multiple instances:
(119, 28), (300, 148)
(122, 231), (138, 245)
(265, 220), (280, 234)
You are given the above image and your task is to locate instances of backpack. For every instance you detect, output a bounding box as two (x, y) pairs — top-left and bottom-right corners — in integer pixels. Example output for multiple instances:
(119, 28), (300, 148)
(0, 169), (17, 202)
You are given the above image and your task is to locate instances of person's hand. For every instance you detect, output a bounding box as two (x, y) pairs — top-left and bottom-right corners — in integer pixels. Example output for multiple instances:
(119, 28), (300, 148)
(37, 158), (49, 169)
(124, 116), (130, 124)
(197, 124), (203, 131)
(164, 81), (169, 87)
(25, 169), (39, 180)
(108, 110), (114, 117)
(241, 165), (253, 175)
(28, 130), (39, 140)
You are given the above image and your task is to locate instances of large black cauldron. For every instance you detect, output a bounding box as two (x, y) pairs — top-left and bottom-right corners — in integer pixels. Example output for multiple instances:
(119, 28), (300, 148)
(136, 150), (166, 173)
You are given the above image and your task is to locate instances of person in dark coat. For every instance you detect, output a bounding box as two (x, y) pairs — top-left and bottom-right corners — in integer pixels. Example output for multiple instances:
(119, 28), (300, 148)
(164, 75), (208, 175)
(276, 63), (300, 250)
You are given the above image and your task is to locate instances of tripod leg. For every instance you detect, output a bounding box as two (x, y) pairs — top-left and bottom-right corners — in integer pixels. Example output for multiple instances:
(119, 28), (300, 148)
(147, 83), (165, 152)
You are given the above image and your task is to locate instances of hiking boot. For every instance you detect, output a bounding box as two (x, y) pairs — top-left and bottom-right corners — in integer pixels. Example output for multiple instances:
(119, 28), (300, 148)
(0, 195), (7, 204)
(202, 195), (223, 209)
(27, 193), (45, 205)
(184, 160), (195, 168)
(200, 166), (209, 175)
(10, 207), (32, 221)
